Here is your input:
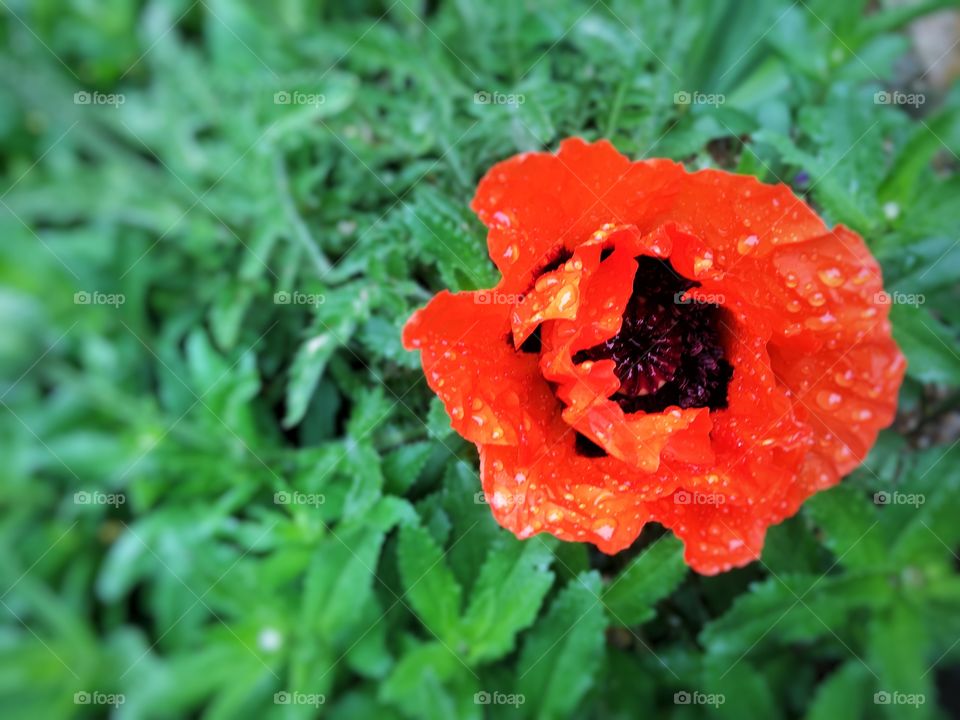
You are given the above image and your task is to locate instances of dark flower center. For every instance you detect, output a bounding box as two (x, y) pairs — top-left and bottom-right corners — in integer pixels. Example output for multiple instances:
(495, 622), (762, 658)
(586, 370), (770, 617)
(572, 256), (732, 414)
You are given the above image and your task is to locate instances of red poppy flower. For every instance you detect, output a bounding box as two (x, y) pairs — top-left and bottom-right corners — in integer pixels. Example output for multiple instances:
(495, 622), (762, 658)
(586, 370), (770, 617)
(403, 138), (905, 574)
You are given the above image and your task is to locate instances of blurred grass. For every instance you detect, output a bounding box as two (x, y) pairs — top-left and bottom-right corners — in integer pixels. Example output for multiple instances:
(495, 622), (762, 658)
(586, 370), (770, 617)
(1, 0), (960, 718)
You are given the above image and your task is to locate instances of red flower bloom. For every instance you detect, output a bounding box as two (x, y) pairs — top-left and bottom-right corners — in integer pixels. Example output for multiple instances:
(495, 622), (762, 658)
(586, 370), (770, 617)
(403, 138), (905, 574)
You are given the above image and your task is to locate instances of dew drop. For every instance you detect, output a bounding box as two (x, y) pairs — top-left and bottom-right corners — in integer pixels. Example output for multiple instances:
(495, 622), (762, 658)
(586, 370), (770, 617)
(737, 235), (759, 254)
(694, 251), (714, 274)
(834, 370), (854, 387)
(556, 288), (576, 311)
(816, 390), (843, 410)
(593, 520), (617, 541)
(817, 267), (844, 288)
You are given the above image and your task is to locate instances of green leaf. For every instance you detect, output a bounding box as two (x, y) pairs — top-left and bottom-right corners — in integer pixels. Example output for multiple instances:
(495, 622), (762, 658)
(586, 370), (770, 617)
(890, 304), (960, 386)
(602, 535), (688, 626)
(805, 662), (871, 720)
(346, 386), (393, 439)
(383, 441), (435, 495)
(283, 285), (373, 427)
(461, 538), (555, 663)
(303, 525), (385, 639)
(891, 443), (960, 568)
(380, 642), (480, 720)
(517, 571), (608, 720)
(404, 187), (498, 292)
(703, 656), (781, 720)
(804, 485), (885, 570)
(342, 443), (385, 520)
(701, 574), (891, 659)
(867, 600), (933, 720)
(397, 524), (464, 644)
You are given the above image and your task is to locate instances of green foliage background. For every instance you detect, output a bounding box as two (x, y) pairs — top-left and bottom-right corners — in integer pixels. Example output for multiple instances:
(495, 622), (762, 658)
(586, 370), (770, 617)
(2, 0), (960, 718)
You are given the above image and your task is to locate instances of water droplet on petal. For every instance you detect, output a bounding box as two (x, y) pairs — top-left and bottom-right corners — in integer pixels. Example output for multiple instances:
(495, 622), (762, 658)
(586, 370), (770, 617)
(694, 252), (714, 274)
(737, 235), (759, 254)
(818, 267), (844, 288)
(816, 390), (843, 410)
(834, 370), (854, 387)
(592, 520), (617, 541)
(556, 287), (576, 311)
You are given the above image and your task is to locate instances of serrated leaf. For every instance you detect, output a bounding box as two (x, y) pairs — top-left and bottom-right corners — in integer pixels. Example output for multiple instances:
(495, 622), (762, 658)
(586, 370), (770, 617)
(397, 525), (464, 643)
(701, 573), (891, 659)
(804, 485), (885, 570)
(283, 285), (373, 427)
(303, 525), (385, 638)
(383, 441), (435, 495)
(867, 600), (933, 720)
(892, 443), (960, 568)
(461, 538), (555, 663)
(703, 656), (780, 720)
(346, 386), (393, 439)
(805, 662), (871, 720)
(602, 535), (688, 626)
(404, 187), (498, 292)
(438, 462), (501, 595)
(380, 642), (480, 720)
(342, 443), (384, 520)
(890, 304), (960, 386)
(517, 572), (607, 720)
